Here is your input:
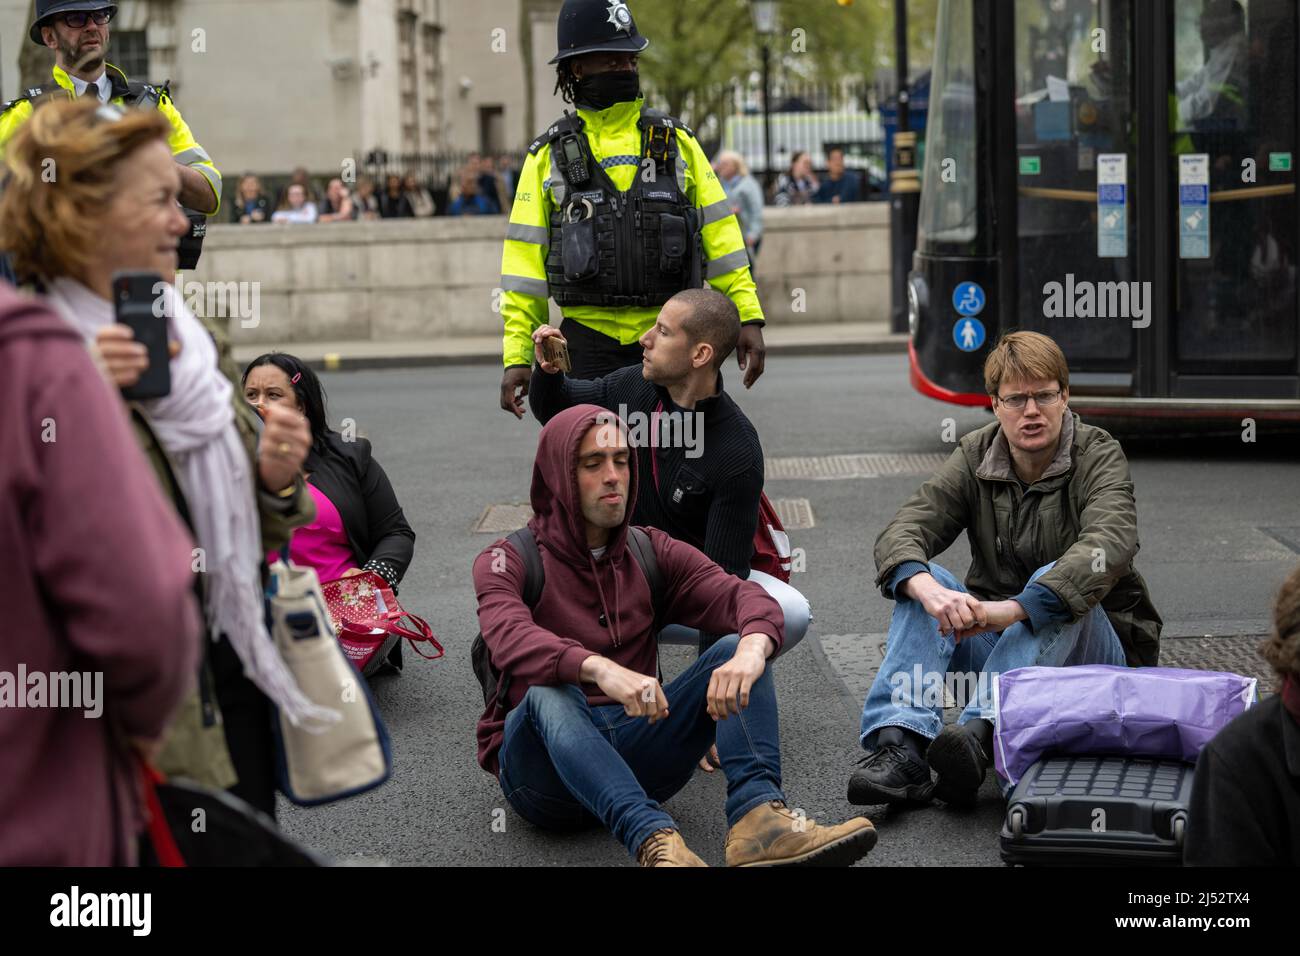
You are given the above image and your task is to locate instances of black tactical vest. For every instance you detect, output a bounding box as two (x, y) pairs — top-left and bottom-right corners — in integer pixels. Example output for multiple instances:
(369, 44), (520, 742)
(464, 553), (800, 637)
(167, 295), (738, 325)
(535, 108), (703, 309)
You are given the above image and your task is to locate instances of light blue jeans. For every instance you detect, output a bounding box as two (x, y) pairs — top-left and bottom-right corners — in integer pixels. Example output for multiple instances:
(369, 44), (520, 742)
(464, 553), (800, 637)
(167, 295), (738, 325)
(858, 562), (1126, 751)
(658, 569), (810, 658)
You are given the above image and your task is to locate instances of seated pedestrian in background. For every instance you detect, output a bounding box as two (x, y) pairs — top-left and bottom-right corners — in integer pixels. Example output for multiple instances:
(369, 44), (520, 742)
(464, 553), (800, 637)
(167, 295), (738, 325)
(0, 283), (201, 866)
(448, 167), (497, 216)
(1186, 564), (1300, 865)
(380, 173), (414, 218)
(354, 176), (381, 220)
(404, 173), (436, 217)
(813, 147), (861, 205)
(0, 99), (330, 818)
(530, 288), (809, 656)
(272, 182), (318, 224)
(772, 150), (818, 207)
(318, 177), (357, 222)
(244, 352), (417, 674)
(714, 150), (764, 268)
(232, 173), (272, 224)
(472, 404), (877, 867)
(848, 330), (1161, 809)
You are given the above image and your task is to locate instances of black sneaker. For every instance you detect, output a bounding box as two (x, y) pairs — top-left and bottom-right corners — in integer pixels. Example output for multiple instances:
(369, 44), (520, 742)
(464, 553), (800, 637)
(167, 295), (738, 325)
(926, 722), (991, 806)
(847, 744), (934, 806)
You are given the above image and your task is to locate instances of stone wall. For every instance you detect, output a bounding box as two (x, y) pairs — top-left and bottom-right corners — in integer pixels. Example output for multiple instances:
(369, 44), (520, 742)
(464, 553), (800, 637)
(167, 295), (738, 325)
(192, 203), (891, 347)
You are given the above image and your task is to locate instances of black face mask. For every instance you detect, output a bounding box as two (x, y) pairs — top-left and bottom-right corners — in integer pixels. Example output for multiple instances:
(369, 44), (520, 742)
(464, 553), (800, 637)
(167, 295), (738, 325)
(575, 70), (641, 110)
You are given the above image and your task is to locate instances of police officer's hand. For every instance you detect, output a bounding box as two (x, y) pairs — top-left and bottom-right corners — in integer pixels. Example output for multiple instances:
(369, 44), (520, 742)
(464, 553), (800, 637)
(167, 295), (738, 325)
(531, 325), (567, 374)
(500, 366), (532, 418)
(736, 323), (767, 388)
(256, 402), (311, 494)
(93, 324), (181, 389)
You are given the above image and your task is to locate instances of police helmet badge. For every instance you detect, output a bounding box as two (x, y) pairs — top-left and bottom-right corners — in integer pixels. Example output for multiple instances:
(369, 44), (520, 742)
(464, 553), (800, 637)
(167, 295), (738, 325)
(605, 0), (633, 34)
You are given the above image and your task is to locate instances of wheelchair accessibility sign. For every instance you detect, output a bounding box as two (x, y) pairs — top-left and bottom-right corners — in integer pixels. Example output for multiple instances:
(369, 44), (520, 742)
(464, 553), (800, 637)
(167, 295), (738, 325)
(954, 317), (986, 352)
(952, 282), (986, 317)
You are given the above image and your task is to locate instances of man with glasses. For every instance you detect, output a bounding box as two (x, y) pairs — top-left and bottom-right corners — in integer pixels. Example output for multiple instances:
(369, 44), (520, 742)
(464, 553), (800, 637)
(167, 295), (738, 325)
(498, 0), (766, 415)
(1, 0), (221, 220)
(847, 331), (1161, 809)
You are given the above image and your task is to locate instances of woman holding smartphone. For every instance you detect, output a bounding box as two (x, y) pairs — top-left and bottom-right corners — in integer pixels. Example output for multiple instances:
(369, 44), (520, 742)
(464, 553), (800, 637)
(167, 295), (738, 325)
(242, 352), (417, 674)
(0, 99), (335, 817)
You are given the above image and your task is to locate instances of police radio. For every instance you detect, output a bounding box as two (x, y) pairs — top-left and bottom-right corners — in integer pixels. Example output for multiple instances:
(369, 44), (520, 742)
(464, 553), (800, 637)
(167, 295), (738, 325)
(558, 133), (590, 187)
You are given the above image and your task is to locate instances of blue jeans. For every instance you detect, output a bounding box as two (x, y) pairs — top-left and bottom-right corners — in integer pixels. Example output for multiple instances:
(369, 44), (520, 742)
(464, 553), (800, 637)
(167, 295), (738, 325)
(858, 562), (1127, 751)
(658, 569), (810, 657)
(497, 633), (786, 859)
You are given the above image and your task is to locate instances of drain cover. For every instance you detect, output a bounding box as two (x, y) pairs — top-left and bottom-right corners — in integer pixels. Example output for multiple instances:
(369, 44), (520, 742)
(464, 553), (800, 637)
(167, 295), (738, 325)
(1158, 635), (1279, 693)
(773, 498), (814, 529)
(1260, 526), (1300, 554)
(766, 452), (948, 481)
(473, 504), (532, 534)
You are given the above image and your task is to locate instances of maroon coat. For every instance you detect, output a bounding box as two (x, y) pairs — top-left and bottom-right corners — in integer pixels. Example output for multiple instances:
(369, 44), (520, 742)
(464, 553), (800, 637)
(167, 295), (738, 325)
(472, 404), (783, 774)
(0, 287), (201, 865)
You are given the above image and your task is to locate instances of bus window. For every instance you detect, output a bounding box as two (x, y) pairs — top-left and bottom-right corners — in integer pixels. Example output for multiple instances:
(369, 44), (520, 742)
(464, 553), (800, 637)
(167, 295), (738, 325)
(1014, 0), (1135, 366)
(1174, 0), (1297, 370)
(917, 0), (979, 251)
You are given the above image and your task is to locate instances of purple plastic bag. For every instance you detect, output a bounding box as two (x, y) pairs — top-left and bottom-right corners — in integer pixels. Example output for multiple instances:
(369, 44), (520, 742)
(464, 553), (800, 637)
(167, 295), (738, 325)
(993, 665), (1257, 786)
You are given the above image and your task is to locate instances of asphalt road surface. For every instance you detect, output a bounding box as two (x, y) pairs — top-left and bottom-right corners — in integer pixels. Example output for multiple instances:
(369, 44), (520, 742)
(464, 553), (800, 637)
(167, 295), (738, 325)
(275, 354), (1300, 866)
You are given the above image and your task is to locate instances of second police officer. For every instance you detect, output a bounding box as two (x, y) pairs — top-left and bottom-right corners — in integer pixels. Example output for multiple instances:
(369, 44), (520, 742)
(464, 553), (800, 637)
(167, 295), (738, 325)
(498, 0), (768, 416)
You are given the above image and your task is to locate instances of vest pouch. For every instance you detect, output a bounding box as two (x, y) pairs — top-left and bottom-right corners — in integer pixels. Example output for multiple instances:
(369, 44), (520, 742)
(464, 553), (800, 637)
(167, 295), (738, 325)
(561, 215), (600, 282)
(658, 214), (687, 274)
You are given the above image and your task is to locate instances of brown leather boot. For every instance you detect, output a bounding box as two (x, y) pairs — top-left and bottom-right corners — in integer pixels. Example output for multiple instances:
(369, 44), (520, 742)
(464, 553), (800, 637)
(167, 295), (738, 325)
(725, 801), (877, 867)
(636, 828), (708, 867)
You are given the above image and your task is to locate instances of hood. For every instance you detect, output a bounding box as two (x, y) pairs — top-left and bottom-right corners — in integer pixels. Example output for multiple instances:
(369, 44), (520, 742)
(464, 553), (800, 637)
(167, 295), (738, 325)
(528, 403), (638, 570)
(0, 286), (82, 344)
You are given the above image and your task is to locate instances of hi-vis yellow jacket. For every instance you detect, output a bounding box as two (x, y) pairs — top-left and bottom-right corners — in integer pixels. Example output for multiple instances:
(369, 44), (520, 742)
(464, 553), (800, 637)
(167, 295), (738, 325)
(499, 97), (763, 369)
(0, 63), (222, 214)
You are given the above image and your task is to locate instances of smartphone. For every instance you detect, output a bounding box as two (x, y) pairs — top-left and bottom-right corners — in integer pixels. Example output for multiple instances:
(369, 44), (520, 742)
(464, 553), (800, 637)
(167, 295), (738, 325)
(113, 270), (171, 401)
(543, 335), (572, 374)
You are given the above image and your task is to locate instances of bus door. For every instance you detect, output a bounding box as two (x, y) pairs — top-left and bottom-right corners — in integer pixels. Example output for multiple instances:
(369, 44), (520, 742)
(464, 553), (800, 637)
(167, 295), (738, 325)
(1167, 0), (1299, 399)
(1009, 0), (1142, 397)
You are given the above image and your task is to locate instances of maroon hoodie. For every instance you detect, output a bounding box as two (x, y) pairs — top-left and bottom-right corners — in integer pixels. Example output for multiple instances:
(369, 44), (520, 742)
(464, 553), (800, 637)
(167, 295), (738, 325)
(473, 404), (784, 774)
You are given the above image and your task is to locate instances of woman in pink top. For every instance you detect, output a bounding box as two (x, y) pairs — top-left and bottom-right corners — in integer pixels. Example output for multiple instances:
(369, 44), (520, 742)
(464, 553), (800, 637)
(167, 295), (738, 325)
(244, 353), (416, 673)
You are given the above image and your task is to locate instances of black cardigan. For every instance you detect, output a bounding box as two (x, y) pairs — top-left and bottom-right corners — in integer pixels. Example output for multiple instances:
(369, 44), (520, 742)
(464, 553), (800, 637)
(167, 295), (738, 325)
(304, 431), (415, 587)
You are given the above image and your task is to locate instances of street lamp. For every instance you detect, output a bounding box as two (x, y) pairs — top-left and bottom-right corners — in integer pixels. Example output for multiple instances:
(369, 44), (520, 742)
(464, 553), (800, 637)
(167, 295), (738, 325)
(750, 1), (778, 193)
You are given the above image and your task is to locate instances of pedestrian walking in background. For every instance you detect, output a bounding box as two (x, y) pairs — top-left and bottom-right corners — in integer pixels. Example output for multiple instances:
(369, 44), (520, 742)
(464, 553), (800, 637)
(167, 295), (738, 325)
(715, 150), (764, 268)
(814, 147), (862, 205)
(404, 173), (436, 217)
(772, 151), (818, 207)
(0, 99), (332, 818)
(244, 352), (417, 675)
(232, 174), (272, 224)
(0, 283), (201, 866)
(272, 182), (318, 223)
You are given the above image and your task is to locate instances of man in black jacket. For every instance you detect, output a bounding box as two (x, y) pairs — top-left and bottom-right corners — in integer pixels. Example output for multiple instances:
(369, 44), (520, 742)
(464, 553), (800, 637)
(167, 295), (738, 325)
(529, 288), (809, 656)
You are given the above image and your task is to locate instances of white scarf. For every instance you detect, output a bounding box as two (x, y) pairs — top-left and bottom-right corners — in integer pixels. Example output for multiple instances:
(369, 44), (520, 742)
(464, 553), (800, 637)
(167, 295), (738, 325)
(45, 277), (340, 731)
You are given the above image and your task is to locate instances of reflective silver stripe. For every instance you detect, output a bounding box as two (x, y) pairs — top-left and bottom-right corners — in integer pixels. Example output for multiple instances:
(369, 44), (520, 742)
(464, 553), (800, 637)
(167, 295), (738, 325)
(501, 274), (550, 298)
(194, 162), (222, 196)
(506, 222), (549, 245)
(700, 199), (732, 226)
(705, 248), (750, 278)
(174, 146), (212, 165)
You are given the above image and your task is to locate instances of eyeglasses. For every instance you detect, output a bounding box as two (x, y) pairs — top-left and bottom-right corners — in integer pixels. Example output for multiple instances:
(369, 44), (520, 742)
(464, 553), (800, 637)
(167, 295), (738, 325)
(59, 10), (114, 29)
(997, 388), (1063, 410)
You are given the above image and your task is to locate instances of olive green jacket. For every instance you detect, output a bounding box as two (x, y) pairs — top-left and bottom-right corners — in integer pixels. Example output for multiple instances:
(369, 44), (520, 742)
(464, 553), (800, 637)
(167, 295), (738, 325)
(139, 314), (314, 787)
(873, 413), (1162, 666)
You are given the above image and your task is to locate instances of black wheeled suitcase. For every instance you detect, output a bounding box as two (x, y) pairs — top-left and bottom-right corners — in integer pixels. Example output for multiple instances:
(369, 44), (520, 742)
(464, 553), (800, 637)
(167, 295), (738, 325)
(1000, 755), (1193, 866)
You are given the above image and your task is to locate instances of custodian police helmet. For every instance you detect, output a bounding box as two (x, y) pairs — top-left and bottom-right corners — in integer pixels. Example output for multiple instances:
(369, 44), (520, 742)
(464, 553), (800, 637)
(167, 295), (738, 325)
(29, 0), (117, 45)
(549, 0), (650, 65)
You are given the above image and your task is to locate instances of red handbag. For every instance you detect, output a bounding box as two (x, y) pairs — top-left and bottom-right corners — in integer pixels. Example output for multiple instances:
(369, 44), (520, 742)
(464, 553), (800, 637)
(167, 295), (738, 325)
(320, 571), (444, 674)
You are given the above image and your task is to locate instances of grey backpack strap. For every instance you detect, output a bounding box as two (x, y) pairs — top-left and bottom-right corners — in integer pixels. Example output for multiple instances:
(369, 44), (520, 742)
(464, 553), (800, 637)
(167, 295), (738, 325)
(506, 527), (545, 608)
(625, 526), (665, 627)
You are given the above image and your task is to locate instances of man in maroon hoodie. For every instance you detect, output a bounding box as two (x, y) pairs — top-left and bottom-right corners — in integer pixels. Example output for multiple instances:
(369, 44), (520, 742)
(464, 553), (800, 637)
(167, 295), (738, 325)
(473, 403), (877, 866)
